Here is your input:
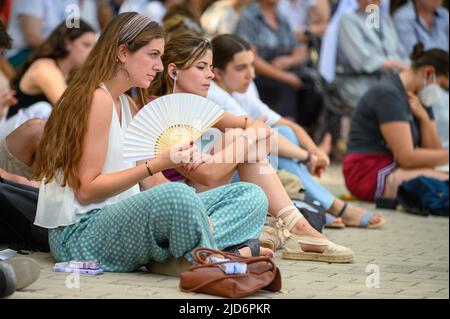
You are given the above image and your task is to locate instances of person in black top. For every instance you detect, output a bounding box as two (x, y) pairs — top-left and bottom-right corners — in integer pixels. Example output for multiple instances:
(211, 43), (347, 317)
(7, 20), (96, 121)
(343, 43), (449, 202)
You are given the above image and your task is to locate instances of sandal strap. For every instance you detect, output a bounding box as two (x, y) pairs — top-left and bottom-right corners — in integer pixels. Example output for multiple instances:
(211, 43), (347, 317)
(275, 205), (297, 218)
(223, 239), (261, 257)
(359, 211), (373, 228)
(288, 235), (330, 246)
(336, 202), (349, 218)
(275, 205), (303, 231)
(284, 235), (353, 255)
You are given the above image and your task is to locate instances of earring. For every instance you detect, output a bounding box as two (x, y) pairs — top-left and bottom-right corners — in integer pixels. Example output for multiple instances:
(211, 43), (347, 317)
(173, 76), (177, 94)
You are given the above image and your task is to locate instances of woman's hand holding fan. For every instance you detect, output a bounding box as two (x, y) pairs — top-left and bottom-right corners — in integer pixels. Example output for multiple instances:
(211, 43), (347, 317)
(181, 152), (214, 172)
(158, 140), (198, 169)
(124, 93), (225, 163)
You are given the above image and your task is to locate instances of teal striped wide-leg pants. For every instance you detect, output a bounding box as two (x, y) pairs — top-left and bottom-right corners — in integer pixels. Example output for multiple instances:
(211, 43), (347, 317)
(48, 182), (268, 272)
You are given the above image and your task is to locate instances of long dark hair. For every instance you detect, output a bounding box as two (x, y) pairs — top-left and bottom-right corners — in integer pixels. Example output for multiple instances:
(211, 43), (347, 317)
(411, 43), (449, 77)
(12, 19), (95, 86)
(211, 34), (251, 70)
(0, 19), (11, 49)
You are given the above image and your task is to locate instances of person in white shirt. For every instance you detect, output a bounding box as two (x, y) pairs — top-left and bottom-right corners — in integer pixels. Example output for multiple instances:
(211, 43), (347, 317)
(200, 0), (253, 36)
(278, 0), (331, 41)
(209, 34), (385, 229)
(119, 0), (182, 24)
(32, 13), (270, 272)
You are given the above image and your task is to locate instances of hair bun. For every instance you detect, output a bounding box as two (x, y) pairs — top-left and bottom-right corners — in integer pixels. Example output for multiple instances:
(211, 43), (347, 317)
(411, 42), (425, 61)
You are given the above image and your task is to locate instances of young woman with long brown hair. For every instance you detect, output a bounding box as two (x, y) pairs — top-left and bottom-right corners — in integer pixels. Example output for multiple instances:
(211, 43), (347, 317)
(32, 13), (269, 272)
(149, 31), (354, 263)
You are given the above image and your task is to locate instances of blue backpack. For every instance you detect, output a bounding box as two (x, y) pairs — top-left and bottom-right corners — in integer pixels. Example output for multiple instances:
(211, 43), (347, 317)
(397, 176), (449, 217)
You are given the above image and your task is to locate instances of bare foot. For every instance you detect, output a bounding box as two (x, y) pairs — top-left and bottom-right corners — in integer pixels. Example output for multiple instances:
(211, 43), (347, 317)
(260, 247), (274, 258)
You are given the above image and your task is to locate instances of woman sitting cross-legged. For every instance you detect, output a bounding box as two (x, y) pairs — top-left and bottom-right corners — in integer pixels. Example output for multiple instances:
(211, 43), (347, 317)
(32, 13), (270, 273)
(343, 43), (449, 202)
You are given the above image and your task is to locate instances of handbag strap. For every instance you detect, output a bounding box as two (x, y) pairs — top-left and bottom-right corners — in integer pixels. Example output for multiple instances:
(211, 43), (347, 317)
(192, 247), (272, 265)
(189, 247), (278, 276)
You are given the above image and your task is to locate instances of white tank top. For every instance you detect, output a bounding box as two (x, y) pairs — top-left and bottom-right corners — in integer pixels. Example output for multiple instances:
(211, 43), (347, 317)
(34, 84), (140, 229)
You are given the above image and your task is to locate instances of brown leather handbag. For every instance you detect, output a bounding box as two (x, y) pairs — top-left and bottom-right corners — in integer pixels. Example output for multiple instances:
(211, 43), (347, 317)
(179, 248), (282, 298)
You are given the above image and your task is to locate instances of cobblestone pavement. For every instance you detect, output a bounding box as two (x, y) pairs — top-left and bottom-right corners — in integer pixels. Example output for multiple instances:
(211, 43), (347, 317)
(4, 165), (448, 299)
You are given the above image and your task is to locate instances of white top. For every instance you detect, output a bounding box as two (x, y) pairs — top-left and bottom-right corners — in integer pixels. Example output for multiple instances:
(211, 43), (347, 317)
(80, 0), (101, 32)
(34, 85), (140, 229)
(432, 90), (449, 149)
(0, 102), (52, 140)
(200, 0), (240, 35)
(6, 0), (79, 58)
(278, 0), (317, 33)
(207, 81), (281, 126)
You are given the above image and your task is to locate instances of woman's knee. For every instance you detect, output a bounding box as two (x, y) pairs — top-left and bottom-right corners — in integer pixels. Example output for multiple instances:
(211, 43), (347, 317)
(13, 119), (45, 139)
(7, 119), (46, 150)
(145, 182), (204, 216)
(144, 182), (195, 201)
(234, 182), (269, 216)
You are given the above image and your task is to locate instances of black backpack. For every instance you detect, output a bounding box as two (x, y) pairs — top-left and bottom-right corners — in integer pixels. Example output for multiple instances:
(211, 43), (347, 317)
(397, 176), (449, 217)
(293, 194), (327, 233)
(0, 177), (49, 252)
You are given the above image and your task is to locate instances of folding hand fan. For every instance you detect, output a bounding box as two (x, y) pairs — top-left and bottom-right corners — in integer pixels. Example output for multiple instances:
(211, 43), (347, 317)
(123, 93), (225, 161)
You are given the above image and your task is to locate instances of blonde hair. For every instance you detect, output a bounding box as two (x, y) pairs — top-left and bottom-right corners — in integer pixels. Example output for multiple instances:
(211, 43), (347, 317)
(33, 13), (164, 189)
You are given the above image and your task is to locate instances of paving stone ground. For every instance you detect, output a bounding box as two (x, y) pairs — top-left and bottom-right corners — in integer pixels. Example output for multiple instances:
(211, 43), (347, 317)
(3, 165), (449, 299)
